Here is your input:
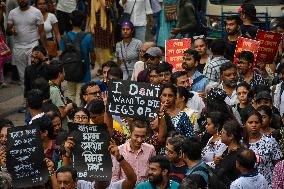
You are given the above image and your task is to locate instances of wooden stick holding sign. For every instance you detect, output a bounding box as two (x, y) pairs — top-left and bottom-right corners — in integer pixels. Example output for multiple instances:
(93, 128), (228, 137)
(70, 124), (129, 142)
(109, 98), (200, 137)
(6, 125), (49, 188)
(69, 123), (112, 181)
(234, 37), (260, 64)
(107, 79), (161, 120)
(256, 30), (282, 65)
(165, 38), (191, 72)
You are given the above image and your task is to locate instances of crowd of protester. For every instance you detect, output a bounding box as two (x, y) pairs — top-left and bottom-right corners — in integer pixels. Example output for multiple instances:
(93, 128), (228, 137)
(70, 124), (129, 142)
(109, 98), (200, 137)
(1, 0), (284, 188)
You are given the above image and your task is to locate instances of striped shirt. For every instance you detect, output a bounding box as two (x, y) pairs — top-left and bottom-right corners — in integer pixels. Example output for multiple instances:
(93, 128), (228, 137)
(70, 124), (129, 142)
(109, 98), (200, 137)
(204, 56), (230, 83)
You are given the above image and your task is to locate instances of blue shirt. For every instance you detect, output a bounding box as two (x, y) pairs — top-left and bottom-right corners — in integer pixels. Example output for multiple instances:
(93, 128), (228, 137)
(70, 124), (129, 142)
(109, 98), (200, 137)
(135, 180), (179, 189)
(60, 31), (94, 83)
(191, 71), (209, 92)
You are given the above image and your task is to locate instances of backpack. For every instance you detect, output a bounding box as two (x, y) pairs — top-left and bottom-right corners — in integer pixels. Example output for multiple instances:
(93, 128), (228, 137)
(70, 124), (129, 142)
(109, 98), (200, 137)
(183, 163), (228, 189)
(61, 32), (87, 82)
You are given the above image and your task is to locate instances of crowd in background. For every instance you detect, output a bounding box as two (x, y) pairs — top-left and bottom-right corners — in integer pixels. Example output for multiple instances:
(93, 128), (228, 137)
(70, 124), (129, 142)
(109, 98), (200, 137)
(0, 0), (284, 189)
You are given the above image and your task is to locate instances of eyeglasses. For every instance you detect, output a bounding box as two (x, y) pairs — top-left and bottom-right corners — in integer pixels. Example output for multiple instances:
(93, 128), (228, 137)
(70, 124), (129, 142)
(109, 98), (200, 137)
(87, 91), (101, 96)
(193, 35), (205, 40)
(74, 115), (89, 120)
(158, 72), (171, 78)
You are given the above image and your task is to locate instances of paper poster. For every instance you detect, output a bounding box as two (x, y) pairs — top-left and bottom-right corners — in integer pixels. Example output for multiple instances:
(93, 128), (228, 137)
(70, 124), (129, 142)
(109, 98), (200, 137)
(165, 38), (192, 71)
(107, 79), (160, 119)
(234, 37), (260, 64)
(256, 30), (282, 65)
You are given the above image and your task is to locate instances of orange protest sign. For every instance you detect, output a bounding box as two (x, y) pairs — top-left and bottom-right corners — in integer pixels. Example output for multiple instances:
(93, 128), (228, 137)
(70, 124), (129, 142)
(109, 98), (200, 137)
(256, 30), (282, 65)
(165, 38), (191, 72)
(234, 37), (260, 64)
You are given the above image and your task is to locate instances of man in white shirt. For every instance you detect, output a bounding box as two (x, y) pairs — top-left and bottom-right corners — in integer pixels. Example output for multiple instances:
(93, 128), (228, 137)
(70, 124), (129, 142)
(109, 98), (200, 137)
(119, 0), (153, 42)
(7, 0), (46, 112)
(230, 149), (268, 189)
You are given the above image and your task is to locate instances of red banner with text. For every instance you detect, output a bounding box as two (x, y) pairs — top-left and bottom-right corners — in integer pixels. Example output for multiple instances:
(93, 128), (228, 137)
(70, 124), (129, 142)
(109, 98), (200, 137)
(256, 30), (282, 65)
(234, 37), (260, 64)
(165, 38), (191, 72)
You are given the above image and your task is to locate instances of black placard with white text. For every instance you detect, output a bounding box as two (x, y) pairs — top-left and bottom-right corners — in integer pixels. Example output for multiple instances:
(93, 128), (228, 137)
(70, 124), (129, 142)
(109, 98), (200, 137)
(6, 125), (49, 188)
(108, 80), (160, 119)
(69, 123), (112, 181)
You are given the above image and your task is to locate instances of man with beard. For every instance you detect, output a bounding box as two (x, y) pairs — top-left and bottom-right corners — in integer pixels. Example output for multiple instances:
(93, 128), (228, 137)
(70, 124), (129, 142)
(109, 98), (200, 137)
(7, 0), (47, 113)
(135, 155), (179, 189)
(217, 62), (239, 106)
(224, 15), (242, 61)
(80, 81), (102, 108)
(171, 71), (205, 116)
(237, 51), (267, 89)
(182, 49), (208, 92)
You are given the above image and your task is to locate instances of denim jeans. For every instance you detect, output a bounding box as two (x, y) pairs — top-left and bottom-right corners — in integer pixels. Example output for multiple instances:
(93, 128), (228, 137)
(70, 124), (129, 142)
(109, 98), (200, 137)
(135, 26), (146, 42)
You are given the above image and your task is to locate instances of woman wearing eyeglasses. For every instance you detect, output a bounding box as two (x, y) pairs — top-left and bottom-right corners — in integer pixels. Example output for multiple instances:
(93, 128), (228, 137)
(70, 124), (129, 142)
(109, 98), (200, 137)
(73, 108), (90, 124)
(193, 36), (212, 74)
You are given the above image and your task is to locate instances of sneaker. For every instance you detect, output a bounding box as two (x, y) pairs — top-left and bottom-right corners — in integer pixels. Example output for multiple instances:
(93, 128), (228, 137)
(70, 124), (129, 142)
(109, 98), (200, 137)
(18, 106), (26, 113)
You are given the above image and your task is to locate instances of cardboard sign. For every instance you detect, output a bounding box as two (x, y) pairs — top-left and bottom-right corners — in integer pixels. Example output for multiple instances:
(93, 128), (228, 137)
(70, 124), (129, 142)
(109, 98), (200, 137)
(256, 30), (282, 64)
(165, 38), (191, 71)
(69, 123), (112, 181)
(234, 37), (260, 64)
(108, 80), (160, 119)
(6, 125), (49, 188)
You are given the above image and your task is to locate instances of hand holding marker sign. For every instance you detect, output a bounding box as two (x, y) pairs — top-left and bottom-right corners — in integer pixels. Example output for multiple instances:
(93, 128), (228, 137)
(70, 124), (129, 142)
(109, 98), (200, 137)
(107, 80), (161, 119)
(69, 123), (112, 181)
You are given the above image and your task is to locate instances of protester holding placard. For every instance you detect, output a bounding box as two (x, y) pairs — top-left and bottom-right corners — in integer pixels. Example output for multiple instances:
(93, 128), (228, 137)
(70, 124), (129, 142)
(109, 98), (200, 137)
(111, 120), (156, 184)
(73, 108), (90, 125)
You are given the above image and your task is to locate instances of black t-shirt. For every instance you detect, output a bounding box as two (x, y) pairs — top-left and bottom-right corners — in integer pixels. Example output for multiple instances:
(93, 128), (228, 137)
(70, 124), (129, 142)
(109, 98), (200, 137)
(215, 148), (242, 186)
(224, 38), (237, 62)
(241, 24), (258, 39)
(169, 163), (188, 184)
